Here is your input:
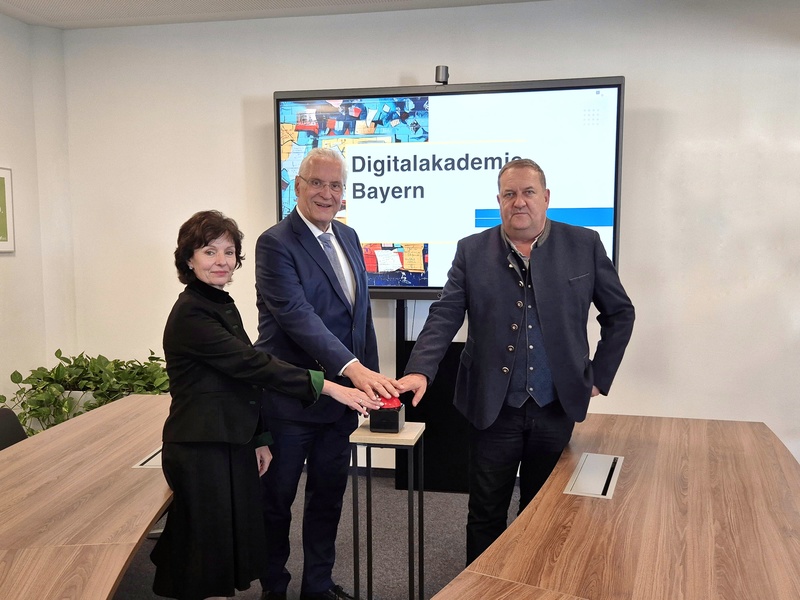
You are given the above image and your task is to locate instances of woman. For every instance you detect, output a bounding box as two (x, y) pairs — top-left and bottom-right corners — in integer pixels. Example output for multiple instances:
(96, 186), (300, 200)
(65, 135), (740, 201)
(151, 210), (380, 600)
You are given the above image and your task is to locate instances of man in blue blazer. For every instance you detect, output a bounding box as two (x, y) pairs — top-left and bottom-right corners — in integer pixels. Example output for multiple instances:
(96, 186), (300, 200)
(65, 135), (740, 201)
(255, 148), (399, 600)
(399, 158), (635, 563)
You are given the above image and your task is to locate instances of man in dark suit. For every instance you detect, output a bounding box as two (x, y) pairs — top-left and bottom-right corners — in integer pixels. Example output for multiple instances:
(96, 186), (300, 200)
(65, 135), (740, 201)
(399, 158), (635, 563)
(255, 148), (399, 600)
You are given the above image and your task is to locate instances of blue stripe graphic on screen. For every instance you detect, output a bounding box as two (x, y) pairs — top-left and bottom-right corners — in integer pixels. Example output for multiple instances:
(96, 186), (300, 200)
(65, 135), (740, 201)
(474, 207), (614, 228)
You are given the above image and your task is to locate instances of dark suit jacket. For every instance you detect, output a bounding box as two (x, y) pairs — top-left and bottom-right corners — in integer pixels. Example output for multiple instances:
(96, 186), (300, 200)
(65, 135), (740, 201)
(255, 208), (379, 423)
(162, 280), (320, 444)
(405, 221), (635, 429)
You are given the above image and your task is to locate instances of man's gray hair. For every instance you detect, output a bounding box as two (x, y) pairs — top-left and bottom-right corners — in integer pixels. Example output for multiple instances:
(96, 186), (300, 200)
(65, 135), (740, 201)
(299, 147), (348, 184)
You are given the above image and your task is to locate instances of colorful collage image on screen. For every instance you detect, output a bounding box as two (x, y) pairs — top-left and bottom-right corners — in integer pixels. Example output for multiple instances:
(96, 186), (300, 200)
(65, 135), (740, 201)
(362, 243), (428, 287)
(278, 96), (429, 219)
(279, 97), (430, 286)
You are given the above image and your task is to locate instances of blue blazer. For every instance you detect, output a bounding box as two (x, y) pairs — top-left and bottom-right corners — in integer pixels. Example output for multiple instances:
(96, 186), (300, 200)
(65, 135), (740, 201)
(405, 221), (635, 430)
(255, 208), (379, 423)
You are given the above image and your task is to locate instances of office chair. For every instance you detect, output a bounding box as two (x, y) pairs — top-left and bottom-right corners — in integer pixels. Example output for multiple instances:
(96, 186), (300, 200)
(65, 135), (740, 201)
(0, 407), (28, 451)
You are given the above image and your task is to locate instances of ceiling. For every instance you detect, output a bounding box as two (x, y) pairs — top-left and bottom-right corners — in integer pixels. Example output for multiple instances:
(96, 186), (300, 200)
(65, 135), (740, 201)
(0, 0), (532, 29)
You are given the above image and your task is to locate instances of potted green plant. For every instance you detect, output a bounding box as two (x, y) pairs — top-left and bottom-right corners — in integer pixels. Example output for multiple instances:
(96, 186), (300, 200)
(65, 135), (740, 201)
(0, 349), (170, 436)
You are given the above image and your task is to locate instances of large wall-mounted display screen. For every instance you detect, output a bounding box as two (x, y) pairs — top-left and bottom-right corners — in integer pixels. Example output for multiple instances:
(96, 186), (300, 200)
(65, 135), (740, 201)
(275, 76), (624, 299)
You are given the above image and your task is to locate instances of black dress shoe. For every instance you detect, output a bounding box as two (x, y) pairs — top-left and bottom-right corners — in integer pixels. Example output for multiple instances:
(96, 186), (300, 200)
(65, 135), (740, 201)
(260, 591), (288, 600)
(299, 584), (355, 600)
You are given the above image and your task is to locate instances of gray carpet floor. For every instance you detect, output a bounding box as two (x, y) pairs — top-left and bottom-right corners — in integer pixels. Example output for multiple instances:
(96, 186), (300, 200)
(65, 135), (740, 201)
(114, 471), (520, 600)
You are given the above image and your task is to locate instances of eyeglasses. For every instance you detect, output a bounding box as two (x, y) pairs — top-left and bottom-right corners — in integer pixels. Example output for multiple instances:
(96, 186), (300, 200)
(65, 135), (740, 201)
(297, 174), (345, 194)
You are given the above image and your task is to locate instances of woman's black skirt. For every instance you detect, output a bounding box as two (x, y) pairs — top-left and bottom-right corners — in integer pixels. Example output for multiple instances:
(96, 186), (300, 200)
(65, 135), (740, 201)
(151, 440), (267, 599)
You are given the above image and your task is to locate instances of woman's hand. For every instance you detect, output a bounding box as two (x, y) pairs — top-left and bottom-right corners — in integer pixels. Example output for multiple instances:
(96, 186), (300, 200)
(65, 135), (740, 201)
(256, 445), (273, 476)
(322, 380), (383, 416)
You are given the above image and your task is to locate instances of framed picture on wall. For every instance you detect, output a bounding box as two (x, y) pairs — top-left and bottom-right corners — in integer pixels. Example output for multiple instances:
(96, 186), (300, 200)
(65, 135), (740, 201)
(0, 167), (14, 252)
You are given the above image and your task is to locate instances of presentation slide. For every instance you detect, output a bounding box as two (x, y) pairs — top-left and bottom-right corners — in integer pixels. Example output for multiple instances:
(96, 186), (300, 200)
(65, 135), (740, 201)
(277, 84), (620, 290)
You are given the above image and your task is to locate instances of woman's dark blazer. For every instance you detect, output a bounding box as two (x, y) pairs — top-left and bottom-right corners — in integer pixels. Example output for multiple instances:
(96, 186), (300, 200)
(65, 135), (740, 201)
(162, 280), (321, 445)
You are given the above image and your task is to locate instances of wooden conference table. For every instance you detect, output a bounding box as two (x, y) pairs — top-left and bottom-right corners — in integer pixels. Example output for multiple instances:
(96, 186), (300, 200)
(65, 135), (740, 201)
(0, 393), (171, 599)
(433, 413), (800, 600)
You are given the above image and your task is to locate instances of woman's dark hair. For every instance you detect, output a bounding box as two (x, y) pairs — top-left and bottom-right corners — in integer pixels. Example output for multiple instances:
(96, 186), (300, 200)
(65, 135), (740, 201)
(174, 210), (245, 284)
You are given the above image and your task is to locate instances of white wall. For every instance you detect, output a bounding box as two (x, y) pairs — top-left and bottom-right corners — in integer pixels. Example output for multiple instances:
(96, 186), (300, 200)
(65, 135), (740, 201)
(31, 26), (77, 354)
(1, 0), (799, 459)
(0, 17), (49, 383)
